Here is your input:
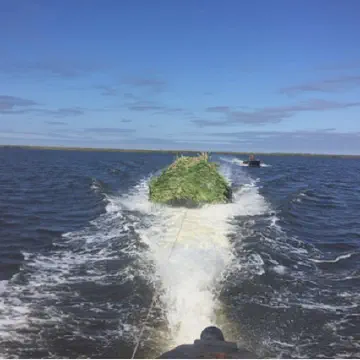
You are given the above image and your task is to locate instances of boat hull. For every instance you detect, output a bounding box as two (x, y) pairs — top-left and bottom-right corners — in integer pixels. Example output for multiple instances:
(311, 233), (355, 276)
(243, 160), (261, 167)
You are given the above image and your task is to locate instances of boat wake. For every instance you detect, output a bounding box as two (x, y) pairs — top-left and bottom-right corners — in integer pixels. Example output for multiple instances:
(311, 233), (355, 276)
(106, 162), (270, 348)
(0, 160), (270, 358)
(2, 156), (356, 358)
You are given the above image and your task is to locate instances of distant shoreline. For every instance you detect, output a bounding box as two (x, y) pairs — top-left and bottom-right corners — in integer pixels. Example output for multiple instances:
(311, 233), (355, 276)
(0, 144), (359, 158)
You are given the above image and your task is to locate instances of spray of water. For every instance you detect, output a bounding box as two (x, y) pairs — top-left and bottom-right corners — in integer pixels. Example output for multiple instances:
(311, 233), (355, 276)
(116, 162), (270, 347)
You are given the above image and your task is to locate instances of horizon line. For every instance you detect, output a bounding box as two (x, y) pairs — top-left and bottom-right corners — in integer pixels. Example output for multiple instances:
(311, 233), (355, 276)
(1, 144), (360, 159)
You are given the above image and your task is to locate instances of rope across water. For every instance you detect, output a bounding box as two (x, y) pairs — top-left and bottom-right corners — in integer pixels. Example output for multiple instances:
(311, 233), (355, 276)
(131, 202), (233, 359)
(131, 208), (189, 359)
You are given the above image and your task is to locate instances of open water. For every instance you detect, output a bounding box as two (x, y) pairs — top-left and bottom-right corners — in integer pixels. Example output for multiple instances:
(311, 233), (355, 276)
(0, 148), (359, 358)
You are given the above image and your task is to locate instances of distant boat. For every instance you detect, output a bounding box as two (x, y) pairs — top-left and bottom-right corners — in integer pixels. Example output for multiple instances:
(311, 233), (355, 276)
(243, 154), (261, 167)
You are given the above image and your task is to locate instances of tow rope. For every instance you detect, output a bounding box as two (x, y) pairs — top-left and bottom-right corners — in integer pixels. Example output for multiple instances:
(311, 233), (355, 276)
(131, 208), (189, 359)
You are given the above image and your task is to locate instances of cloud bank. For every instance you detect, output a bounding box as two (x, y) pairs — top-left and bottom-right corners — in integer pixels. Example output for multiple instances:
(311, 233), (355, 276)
(193, 99), (360, 127)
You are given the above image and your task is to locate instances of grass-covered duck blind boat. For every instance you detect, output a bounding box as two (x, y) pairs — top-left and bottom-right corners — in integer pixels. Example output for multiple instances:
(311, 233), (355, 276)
(149, 153), (232, 207)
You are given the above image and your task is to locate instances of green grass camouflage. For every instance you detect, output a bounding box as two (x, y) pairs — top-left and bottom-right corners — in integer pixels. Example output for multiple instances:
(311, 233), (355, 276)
(149, 153), (232, 206)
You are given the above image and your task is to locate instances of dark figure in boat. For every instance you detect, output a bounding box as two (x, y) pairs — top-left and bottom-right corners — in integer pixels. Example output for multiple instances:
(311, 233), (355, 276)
(157, 326), (257, 358)
(243, 154), (261, 167)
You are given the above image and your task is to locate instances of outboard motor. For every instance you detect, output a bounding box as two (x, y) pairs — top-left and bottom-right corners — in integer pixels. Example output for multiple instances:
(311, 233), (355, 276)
(157, 326), (257, 358)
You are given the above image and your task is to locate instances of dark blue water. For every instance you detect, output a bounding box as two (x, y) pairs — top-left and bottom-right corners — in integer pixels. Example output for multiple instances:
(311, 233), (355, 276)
(0, 148), (359, 358)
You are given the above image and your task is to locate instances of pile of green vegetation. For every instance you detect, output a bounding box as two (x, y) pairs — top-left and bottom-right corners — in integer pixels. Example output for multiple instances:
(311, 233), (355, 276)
(149, 153), (232, 206)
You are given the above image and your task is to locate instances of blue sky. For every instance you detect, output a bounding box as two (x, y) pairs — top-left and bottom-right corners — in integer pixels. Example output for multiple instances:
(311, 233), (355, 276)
(1, 0), (360, 154)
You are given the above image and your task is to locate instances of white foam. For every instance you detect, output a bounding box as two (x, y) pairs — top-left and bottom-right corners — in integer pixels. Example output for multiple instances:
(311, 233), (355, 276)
(0, 191), (148, 354)
(90, 178), (102, 192)
(0, 280), (7, 295)
(298, 302), (358, 312)
(272, 265), (287, 275)
(310, 253), (353, 264)
(137, 205), (233, 345)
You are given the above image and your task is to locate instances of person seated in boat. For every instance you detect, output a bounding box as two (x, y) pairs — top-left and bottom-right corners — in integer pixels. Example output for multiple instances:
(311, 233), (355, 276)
(157, 326), (257, 358)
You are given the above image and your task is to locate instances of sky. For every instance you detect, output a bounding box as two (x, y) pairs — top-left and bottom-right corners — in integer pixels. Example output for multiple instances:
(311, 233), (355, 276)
(1, 0), (360, 154)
